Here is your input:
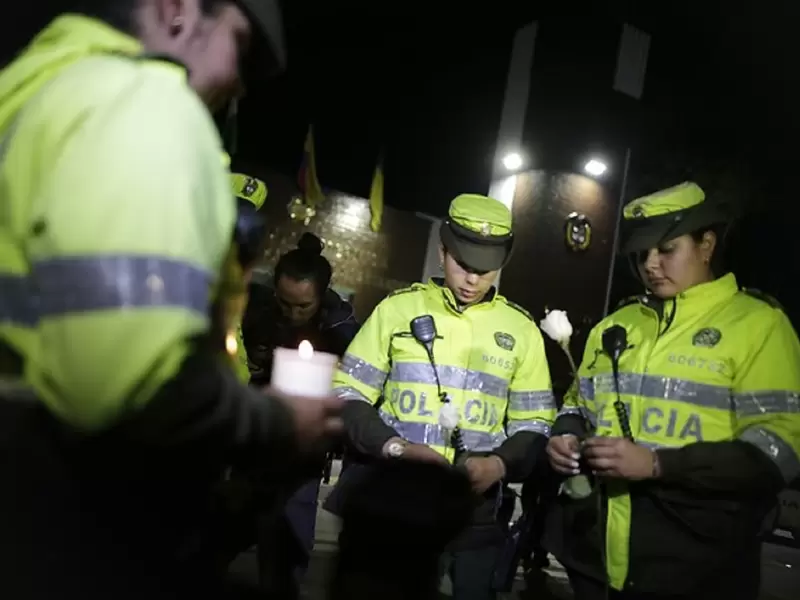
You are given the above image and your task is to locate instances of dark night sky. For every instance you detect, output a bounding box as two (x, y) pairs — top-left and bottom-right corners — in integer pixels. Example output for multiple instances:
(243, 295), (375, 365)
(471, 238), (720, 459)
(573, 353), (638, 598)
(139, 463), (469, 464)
(5, 2), (799, 218)
(4, 2), (800, 291)
(238, 1), (800, 220)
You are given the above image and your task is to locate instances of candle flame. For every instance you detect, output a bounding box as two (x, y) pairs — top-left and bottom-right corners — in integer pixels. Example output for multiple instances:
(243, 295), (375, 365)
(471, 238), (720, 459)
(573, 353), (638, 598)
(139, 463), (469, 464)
(298, 340), (314, 359)
(225, 333), (238, 356)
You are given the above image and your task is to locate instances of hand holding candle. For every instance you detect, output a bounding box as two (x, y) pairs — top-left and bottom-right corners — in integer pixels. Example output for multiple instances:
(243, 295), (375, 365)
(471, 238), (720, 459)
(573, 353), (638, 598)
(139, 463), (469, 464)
(268, 340), (344, 450)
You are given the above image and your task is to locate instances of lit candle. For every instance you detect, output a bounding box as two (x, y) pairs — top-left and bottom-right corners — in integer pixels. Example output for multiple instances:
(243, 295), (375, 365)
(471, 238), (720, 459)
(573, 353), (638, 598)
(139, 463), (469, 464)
(271, 340), (338, 397)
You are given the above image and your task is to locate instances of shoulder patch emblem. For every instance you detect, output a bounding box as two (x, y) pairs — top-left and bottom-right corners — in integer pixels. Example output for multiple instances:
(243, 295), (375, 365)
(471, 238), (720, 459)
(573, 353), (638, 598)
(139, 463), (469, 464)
(692, 327), (722, 348)
(494, 332), (516, 351)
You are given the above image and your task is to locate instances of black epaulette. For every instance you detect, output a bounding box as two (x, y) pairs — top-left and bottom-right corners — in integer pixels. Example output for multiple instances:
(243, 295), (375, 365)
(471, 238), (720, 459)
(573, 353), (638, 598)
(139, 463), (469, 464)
(614, 295), (645, 311)
(504, 300), (534, 322)
(742, 288), (784, 310)
(387, 283), (425, 299)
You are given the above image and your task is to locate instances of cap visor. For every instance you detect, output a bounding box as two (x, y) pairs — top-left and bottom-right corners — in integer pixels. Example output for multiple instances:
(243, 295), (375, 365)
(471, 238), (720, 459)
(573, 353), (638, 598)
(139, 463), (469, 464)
(441, 225), (507, 272)
(620, 203), (729, 254)
(620, 223), (671, 254)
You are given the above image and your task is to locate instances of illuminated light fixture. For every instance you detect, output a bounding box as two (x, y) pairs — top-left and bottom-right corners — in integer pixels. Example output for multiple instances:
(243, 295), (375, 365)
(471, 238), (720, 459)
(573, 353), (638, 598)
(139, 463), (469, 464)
(584, 159), (608, 177)
(502, 152), (524, 171)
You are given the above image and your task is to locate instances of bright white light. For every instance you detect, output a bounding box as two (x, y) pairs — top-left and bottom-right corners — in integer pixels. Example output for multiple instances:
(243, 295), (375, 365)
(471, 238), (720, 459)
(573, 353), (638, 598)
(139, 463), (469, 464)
(225, 333), (238, 356)
(298, 340), (314, 359)
(584, 159), (608, 177)
(502, 152), (524, 171)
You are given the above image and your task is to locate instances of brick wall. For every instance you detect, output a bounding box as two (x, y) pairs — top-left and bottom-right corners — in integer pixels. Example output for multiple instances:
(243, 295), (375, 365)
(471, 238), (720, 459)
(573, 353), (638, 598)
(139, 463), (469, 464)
(238, 165), (431, 321)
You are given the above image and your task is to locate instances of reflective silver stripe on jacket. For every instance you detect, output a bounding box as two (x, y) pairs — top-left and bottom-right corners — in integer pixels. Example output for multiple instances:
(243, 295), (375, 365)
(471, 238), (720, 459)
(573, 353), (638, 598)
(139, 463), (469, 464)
(579, 373), (732, 411)
(0, 378), (36, 402)
(0, 274), (36, 326)
(507, 419), (551, 437)
(733, 391), (800, 418)
(378, 409), (507, 452)
(557, 406), (583, 419)
(338, 353), (388, 390)
(333, 385), (371, 403)
(389, 362), (509, 399)
(508, 390), (556, 413)
(739, 426), (800, 483)
(0, 255), (212, 326)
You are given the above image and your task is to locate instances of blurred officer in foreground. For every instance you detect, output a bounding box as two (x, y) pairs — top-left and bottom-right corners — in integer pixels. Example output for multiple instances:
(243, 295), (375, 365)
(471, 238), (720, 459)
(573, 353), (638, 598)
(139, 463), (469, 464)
(329, 194), (557, 600)
(543, 183), (800, 600)
(0, 2), (342, 599)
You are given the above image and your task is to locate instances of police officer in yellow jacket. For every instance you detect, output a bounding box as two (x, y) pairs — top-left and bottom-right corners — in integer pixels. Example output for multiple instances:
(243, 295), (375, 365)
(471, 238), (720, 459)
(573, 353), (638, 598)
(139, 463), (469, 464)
(0, 4), (341, 600)
(544, 182), (800, 600)
(332, 194), (557, 600)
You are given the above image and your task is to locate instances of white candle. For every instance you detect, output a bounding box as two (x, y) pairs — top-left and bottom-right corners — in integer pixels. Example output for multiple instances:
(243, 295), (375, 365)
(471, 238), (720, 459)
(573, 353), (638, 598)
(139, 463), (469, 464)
(271, 340), (338, 397)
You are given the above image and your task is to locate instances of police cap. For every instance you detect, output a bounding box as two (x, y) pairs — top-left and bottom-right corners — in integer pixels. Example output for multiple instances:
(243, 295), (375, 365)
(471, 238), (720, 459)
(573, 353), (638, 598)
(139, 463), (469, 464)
(439, 194), (514, 272)
(620, 182), (729, 254)
(231, 172), (268, 209)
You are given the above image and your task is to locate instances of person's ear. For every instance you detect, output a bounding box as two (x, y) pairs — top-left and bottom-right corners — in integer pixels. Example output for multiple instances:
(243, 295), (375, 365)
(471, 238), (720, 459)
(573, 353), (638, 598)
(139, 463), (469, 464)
(438, 245), (446, 269)
(700, 230), (717, 265)
(156, 0), (204, 39)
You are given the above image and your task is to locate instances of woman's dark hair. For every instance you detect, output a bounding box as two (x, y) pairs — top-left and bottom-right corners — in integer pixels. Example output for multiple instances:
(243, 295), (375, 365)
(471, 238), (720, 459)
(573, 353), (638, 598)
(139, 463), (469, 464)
(72, 0), (224, 35)
(690, 222), (730, 276)
(274, 233), (332, 295)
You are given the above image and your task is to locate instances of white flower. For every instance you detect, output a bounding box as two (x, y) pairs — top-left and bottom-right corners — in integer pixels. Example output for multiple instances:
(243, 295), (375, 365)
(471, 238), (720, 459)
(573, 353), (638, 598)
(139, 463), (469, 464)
(540, 309), (573, 346)
(438, 403), (460, 430)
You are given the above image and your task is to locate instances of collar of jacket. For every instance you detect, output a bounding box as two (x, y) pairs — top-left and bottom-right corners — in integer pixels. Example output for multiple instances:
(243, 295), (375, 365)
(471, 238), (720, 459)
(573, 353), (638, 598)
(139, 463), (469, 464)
(0, 15), (143, 136)
(318, 288), (356, 330)
(643, 272), (739, 320)
(427, 277), (498, 313)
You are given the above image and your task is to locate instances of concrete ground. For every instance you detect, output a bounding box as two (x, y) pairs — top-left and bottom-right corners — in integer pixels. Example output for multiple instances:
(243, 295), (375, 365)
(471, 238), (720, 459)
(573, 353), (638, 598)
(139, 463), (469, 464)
(228, 462), (800, 599)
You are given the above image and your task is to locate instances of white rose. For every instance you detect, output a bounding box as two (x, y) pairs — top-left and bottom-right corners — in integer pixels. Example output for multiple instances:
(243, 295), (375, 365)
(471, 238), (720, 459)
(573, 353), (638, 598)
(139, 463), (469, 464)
(438, 402), (460, 430)
(540, 309), (573, 345)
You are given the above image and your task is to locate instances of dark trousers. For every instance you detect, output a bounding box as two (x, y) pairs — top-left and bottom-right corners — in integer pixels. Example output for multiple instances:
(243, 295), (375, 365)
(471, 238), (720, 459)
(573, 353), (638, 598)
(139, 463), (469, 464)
(566, 569), (757, 600)
(442, 545), (503, 600)
(258, 478), (321, 597)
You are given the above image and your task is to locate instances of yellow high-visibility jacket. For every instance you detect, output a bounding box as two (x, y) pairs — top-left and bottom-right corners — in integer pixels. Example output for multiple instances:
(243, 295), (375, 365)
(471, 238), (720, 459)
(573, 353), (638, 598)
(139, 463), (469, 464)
(557, 273), (800, 590)
(333, 279), (557, 463)
(0, 16), (233, 430)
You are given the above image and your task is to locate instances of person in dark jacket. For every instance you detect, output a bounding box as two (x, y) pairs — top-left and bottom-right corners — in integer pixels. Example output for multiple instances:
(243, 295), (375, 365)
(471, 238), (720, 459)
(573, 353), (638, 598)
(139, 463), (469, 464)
(240, 232), (359, 597)
(243, 233), (359, 385)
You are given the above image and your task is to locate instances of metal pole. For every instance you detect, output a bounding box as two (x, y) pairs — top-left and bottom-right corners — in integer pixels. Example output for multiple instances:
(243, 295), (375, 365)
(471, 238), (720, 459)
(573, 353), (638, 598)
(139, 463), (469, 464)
(602, 147), (631, 317)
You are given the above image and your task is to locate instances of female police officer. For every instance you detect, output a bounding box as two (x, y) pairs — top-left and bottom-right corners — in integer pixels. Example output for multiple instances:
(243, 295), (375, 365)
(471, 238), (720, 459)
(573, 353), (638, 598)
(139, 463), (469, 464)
(544, 182), (800, 600)
(331, 194), (557, 600)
